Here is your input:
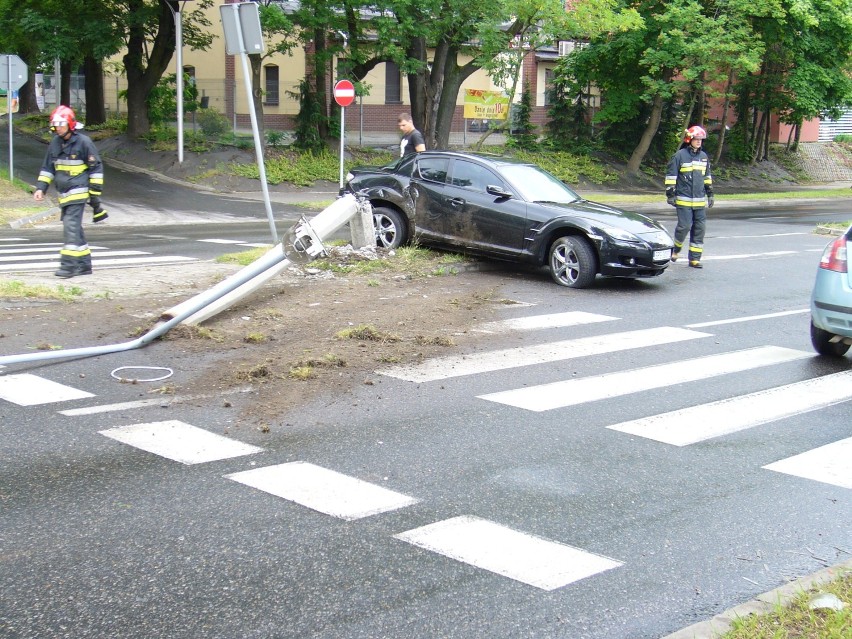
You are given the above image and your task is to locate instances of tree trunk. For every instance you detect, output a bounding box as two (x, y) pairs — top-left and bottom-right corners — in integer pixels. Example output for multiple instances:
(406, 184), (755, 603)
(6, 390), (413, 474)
(713, 69), (734, 165)
(60, 61), (72, 107)
(406, 37), (430, 142)
(123, 0), (176, 138)
(83, 56), (106, 126)
(313, 28), (329, 141)
(249, 53), (265, 143)
(626, 93), (664, 174)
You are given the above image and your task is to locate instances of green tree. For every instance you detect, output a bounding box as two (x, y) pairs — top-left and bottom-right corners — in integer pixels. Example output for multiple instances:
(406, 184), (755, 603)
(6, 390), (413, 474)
(123, 0), (213, 138)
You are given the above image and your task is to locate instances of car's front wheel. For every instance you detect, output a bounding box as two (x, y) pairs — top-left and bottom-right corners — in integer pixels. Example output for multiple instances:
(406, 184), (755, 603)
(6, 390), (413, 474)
(372, 206), (407, 249)
(549, 235), (597, 288)
(810, 320), (851, 357)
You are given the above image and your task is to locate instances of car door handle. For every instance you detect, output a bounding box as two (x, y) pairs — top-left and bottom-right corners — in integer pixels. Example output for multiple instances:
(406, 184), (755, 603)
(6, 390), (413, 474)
(448, 197), (465, 206)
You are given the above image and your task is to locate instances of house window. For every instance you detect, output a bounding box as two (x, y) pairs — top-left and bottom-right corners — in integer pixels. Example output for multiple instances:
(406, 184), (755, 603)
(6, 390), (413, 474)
(544, 67), (555, 107)
(264, 65), (279, 106)
(385, 61), (401, 104)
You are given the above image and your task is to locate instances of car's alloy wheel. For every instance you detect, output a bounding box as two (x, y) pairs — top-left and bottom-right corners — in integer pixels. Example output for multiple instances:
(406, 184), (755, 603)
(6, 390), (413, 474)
(372, 206), (406, 249)
(549, 235), (597, 288)
(810, 319), (851, 356)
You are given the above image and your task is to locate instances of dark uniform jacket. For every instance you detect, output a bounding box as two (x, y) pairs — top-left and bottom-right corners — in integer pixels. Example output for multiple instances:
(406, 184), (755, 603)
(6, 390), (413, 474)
(665, 146), (712, 208)
(37, 132), (104, 207)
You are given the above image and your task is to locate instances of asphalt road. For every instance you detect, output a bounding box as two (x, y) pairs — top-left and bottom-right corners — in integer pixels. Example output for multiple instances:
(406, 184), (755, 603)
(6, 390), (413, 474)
(2, 199), (851, 638)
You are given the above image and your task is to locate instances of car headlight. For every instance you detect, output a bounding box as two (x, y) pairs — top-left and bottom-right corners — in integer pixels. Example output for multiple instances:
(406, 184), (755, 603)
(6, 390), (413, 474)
(598, 225), (640, 242)
(345, 171), (355, 182)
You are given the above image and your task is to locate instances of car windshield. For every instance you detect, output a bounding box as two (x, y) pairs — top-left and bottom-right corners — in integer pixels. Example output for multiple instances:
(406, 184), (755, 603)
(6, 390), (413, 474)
(498, 164), (581, 203)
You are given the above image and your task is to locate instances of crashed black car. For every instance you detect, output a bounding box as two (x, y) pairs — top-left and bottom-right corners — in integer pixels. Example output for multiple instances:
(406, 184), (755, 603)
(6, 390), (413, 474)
(347, 150), (673, 288)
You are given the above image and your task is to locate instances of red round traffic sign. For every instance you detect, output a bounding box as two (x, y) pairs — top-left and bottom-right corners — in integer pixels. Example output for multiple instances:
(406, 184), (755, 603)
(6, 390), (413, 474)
(333, 79), (356, 107)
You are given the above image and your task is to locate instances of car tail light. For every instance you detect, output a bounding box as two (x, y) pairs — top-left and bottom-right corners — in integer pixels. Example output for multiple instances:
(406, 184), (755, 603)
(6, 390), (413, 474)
(819, 235), (848, 273)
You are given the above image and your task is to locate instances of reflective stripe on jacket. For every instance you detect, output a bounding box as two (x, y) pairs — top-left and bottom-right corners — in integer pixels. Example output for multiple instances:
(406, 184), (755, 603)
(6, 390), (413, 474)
(665, 146), (712, 208)
(36, 132), (103, 206)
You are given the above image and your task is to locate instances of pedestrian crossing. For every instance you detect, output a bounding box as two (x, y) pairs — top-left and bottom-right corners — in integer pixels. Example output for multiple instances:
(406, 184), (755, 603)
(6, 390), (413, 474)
(0, 239), (196, 273)
(2, 308), (850, 592)
(0, 237), (271, 273)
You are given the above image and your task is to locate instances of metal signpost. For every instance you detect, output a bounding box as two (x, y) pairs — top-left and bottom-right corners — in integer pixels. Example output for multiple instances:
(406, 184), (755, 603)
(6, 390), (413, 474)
(333, 79), (355, 194)
(1, 54), (27, 182)
(219, 2), (277, 242)
(165, 0), (193, 164)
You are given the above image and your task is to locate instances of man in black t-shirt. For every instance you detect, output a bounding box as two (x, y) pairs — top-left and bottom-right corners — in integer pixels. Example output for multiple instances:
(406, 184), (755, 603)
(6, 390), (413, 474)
(398, 113), (426, 156)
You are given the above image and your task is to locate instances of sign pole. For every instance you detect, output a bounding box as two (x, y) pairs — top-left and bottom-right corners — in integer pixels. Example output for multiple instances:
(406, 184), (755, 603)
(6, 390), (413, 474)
(228, 3), (277, 243)
(2, 54), (28, 183)
(7, 56), (12, 182)
(339, 107), (345, 195)
(332, 79), (355, 195)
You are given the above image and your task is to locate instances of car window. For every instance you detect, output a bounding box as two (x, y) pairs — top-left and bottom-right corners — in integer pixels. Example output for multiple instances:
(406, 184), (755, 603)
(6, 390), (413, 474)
(393, 154), (417, 177)
(417, 157), (450, 183)
(449, 160), (503, 192)
(498, 164), (581, 203)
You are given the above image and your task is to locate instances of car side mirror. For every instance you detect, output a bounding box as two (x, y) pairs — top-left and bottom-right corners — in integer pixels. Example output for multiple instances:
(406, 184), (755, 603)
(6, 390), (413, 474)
(487, 184), (512, 198)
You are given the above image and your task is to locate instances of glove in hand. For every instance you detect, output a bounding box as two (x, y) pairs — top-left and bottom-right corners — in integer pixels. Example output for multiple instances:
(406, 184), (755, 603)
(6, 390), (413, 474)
(666, 188), (675, 207)
(707, 195), (714, 208)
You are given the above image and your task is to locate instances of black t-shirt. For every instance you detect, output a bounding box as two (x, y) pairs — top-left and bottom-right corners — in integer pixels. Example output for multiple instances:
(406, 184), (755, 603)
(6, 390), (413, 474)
(401, 129), (425, 156)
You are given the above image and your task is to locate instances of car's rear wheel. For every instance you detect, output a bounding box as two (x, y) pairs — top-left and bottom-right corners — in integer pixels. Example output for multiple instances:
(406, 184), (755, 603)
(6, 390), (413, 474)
(810, 320), (851, 356)
(373, 206), (407, 249)
(549, 235), (597, 288)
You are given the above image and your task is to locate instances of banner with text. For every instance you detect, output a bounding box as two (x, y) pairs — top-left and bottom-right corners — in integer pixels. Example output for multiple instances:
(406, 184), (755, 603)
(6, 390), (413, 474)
(463, 89), (510, 120)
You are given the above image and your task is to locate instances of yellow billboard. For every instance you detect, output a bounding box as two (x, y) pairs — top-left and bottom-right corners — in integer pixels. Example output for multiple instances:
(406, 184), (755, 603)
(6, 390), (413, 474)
(463, 89), (510, 120)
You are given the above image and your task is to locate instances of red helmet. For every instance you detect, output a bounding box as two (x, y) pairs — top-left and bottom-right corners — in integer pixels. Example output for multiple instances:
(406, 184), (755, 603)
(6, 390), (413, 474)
(684, 125), (707, 142)
(49, 105), (77, 132)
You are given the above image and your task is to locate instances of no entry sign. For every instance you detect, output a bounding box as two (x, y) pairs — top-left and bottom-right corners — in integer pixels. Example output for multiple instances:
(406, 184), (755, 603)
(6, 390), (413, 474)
(333, 79), (355, 107)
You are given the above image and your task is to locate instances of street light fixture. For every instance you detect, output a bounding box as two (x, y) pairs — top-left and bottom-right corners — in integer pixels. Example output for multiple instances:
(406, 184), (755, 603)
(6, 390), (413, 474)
(164, 0), (193, 164)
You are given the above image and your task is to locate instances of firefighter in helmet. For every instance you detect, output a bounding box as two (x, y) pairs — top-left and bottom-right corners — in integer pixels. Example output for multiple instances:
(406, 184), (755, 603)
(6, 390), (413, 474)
(33, 106), (104, 278)
(665, 125), (714, 268)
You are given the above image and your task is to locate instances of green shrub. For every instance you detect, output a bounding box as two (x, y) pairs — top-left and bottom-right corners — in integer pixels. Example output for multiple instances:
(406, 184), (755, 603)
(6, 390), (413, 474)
(197, 108), (230, 136)
(266, 130), (289, 146)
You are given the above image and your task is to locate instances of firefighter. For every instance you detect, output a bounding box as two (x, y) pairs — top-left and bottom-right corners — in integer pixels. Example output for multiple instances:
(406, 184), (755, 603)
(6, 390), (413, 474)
(33, 106), (104, 278)
(665, 125), (714, 268)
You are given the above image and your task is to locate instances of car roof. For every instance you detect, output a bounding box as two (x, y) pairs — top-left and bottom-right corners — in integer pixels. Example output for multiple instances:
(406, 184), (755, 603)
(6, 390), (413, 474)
(417, 150), (535, 169)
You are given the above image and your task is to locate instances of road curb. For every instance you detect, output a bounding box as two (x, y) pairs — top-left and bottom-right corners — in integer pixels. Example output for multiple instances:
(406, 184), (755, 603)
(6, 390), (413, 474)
(101, 156), (218, 192)
(659, 557), (852, 638)
(9, 206), (59, 228)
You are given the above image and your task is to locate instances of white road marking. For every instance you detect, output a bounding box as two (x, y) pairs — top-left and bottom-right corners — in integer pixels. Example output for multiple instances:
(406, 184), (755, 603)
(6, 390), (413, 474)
(0, 238), (32, 243)
(58, 388), (253, 416)
(238, 243), (272, 248)
(685, 309), (809, 328)
(0, 373), (94, 405)
(395, 516), (623, 591)
(0, 255), (197, 272)
(476, 311), (618, 333)
(0, 250), (149, 263)
(0, 244), (64, 252)
(763, 436), (852, 489)
(99, 420), (263, 464)
(479, 346), (810, 412)
(712, 233), (809, 239)
(608, 371), (852, 446)
(702, 251), (797, 261)
(197, 239), (245, 244)
(379, 327), (711, 383)
(225, 462), (418, 520)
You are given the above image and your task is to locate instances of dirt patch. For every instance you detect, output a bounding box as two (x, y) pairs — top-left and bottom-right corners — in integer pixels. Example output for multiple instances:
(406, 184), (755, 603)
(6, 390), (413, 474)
(0, 254), (511, 427)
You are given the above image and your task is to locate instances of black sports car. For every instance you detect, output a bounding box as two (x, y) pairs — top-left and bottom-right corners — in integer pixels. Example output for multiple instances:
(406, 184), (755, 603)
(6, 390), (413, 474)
(346, 151), (673, 288)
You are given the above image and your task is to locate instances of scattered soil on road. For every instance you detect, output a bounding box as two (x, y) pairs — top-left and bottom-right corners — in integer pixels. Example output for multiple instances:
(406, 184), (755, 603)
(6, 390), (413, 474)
(1, 255), (515, 428)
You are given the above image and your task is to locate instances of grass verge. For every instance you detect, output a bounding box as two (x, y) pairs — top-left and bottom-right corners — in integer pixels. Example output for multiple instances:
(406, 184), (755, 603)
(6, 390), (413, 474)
(719, 569), (851, 639)
(0, 280), (84, 301)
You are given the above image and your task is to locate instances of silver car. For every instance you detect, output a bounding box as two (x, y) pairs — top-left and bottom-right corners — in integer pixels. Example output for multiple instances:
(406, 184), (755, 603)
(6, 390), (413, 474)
(810, 223), (852, 356)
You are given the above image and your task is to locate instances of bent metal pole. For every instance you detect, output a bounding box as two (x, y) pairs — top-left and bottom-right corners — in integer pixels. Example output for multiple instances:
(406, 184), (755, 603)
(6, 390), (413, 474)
(0, 194), (361, 368)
